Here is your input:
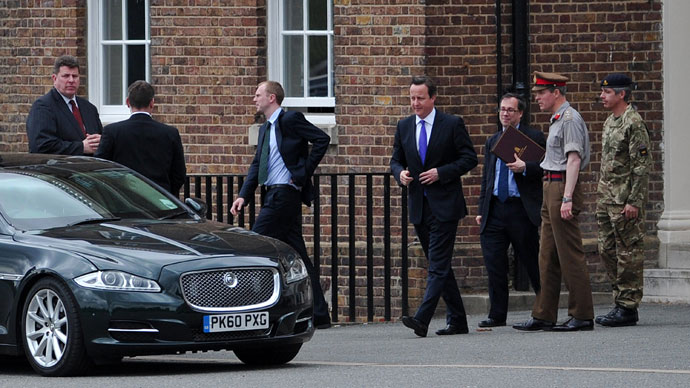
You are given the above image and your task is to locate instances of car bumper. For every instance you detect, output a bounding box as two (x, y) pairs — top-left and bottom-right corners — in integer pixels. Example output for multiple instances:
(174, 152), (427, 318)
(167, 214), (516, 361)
(70, 272), (314, 359)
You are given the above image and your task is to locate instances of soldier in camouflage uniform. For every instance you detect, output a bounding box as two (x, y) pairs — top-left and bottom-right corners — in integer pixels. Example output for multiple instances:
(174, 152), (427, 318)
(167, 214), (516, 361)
(595, 73), (652, 327)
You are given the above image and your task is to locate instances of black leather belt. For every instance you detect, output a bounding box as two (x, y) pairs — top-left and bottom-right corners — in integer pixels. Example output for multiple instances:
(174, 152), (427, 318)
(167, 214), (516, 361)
(493, 195), (521, 203)
(265, 184), (298, 191)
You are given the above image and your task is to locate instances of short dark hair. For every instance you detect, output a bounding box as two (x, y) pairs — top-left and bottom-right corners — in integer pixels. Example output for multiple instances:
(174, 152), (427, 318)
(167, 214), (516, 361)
(53, 55), (79, 74)
(260, 80), (285, 105)
(611, 86), (632, 103)
(411, 76), (437, 97)
(501, 92), (527, 112)
(127, 80), (155, 109)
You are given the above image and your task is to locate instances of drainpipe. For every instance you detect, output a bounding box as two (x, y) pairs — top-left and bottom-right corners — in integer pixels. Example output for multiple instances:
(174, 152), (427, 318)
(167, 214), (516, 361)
(496, 0), (503, 118)
(513, 0), (530, 126)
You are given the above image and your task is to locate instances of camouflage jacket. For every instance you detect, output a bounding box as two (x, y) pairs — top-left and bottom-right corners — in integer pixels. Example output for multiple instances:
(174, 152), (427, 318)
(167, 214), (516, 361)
(597, 104), (651, 207)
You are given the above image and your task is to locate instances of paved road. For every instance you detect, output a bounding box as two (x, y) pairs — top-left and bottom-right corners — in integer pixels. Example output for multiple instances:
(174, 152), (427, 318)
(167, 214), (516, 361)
(2, 303), (689, 387)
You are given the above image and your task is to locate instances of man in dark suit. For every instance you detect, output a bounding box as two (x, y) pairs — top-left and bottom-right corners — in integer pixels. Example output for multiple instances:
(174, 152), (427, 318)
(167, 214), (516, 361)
(27, 55), (103, 155)
(475, 93), (545, 328)
(95, 80), (186, 195)
(391, 76), (478, 337)
(230, 81), (331, 329)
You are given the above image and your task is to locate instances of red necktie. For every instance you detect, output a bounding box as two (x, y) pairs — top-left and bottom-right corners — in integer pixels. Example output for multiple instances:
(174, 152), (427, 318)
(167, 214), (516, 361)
(69, 100), (87, 137)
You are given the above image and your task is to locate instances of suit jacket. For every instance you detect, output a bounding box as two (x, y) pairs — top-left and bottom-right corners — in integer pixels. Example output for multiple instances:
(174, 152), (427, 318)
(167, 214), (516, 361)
(390, 110), (478, 225)
(26, 88), (103, 155)
(239, 110), (330, 207)
(95, 114), (187, 194)
(477, 125), (546, 234)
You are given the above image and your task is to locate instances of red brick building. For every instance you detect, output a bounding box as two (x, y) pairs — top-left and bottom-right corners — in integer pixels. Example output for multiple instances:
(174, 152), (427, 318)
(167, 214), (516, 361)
(2, 1), (682, 320)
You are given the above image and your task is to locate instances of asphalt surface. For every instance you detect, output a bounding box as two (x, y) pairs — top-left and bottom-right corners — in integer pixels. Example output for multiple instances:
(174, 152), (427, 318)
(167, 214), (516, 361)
(2, 303), (689, 387)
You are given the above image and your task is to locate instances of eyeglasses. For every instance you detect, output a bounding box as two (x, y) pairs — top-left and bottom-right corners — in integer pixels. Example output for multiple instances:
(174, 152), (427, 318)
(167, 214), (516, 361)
(499, 107), (519, 114)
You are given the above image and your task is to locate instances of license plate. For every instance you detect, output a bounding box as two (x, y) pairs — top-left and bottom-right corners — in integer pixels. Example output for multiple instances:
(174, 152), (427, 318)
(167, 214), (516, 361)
(203, 312), (269, 333)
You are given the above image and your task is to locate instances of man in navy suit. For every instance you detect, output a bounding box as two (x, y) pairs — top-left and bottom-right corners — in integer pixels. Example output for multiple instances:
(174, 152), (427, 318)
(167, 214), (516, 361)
(391, 76), (478, 337)
(230, 81), (331, 329)
(27, 55), (103, 155)
(475, 93), (545, 328)
(95, 80), (186, 195)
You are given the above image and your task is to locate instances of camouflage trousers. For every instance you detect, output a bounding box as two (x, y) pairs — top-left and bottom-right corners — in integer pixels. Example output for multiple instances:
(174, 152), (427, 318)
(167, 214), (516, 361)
(596, 202), (645, 309)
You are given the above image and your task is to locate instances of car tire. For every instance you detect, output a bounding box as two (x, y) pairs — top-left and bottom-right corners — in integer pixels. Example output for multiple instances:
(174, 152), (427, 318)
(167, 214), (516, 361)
(234, 343), (302, 365)
(21, 278), (91, 376)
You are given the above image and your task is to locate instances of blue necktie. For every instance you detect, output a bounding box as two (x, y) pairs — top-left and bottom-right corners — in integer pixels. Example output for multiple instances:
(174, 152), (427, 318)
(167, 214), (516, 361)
(418, 120), (427, 164)
(498, 158), (509, 202)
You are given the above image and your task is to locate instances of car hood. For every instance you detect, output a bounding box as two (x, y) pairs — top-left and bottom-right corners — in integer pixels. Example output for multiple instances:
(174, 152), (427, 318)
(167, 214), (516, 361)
(13, 220), (288, 277)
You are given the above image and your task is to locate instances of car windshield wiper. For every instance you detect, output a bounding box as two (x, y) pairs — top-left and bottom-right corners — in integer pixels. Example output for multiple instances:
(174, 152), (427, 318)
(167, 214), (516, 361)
(157, 210), (192, 220)
(67, 217), (121, 227)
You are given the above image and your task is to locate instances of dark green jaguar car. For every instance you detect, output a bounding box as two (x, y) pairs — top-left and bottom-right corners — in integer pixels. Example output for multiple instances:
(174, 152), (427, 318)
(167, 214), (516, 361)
(0, 154), (314, 376)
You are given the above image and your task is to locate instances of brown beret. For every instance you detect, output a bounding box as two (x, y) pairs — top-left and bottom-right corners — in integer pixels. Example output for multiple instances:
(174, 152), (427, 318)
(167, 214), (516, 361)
(532, 71), (569, 91)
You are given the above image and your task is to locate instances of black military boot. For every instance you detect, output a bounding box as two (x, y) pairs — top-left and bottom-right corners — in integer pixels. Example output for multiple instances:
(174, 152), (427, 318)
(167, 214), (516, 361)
(598, 305), (638, 327)
(595, 306), (618, 324)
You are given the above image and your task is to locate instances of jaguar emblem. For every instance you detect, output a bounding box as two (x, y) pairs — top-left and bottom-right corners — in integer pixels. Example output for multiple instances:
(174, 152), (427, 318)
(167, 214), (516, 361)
(222, 272), (238, 288)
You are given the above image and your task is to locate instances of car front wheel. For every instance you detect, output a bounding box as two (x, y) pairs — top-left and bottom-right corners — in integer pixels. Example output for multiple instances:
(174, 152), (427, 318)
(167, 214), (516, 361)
(234, 343), (302, 365)
(22, 278), (90, 376)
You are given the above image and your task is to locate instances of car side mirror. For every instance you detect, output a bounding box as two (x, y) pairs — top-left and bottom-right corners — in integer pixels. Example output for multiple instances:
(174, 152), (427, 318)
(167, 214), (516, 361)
(184, 197), (208, 218)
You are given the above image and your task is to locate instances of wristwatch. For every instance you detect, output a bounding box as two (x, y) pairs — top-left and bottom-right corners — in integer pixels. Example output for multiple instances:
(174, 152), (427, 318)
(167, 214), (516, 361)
(562, 196), (572, 203)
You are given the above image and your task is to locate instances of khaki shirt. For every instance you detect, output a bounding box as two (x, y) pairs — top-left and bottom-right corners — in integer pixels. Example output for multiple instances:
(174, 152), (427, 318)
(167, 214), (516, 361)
(597, 104), (651, 207)
(540, 101), (590, 172)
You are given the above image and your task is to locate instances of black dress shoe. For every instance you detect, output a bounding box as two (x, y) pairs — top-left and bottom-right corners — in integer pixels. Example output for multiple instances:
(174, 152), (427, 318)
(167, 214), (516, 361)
(314, 316), (331, 329)
(401, 316), (428, 337)
(551, 317), (594, 332)
(435, 324), (469, 335)
(512, 317), (554, 331)
(478, 318), (506, 328)
(598, 306), (638, 327)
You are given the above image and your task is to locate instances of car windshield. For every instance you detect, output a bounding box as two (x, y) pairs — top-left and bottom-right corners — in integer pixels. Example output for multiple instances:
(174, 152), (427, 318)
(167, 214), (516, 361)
(0, 167), (188, 231)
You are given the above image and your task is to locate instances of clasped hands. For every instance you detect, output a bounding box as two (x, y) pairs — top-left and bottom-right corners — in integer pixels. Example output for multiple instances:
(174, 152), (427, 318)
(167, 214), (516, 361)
(83, 134), (101, 154)
(399, 168), (439, 186)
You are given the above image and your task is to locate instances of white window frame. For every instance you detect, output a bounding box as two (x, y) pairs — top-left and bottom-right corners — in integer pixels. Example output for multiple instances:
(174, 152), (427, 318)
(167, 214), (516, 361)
(87, 0), (151, 124)
(267, 0), (335, 124)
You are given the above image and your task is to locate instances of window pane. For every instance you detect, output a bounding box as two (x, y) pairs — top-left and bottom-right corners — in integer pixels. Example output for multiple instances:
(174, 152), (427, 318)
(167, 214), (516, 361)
(127, 0), (146, 40)
(127, 45), (146, 86)
(104, 45), (123, 105)
(103, 0), (122, 40)
(283, 35), (304, 97)
(308, 36), (327, 97)
(308, 0), (327, 30)
(283, 0), (303, 30)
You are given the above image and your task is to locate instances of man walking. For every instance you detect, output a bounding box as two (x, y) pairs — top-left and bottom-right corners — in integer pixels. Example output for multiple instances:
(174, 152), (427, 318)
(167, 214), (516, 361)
(595, 73), (651, 327)
(95, 80), (186, 194)
(476, 93), (544, 328)
(513, 71), (594, 332)
(230, 81), (331, 329)
(27, 55), (102, 155)
(391, 76), (478, 337)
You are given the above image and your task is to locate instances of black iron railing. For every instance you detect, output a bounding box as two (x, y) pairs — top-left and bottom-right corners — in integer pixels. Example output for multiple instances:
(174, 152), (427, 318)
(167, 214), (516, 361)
(183, 173), (409, 323)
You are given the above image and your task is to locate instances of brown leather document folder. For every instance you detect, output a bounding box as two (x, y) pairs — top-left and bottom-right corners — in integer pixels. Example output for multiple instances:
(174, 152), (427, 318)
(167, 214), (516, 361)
(490, 125), (545, 163)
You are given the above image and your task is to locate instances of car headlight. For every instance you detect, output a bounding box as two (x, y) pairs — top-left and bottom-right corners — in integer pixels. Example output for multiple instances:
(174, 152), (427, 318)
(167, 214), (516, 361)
(74, 271), (161, 292)
(284, 254), (308, 284)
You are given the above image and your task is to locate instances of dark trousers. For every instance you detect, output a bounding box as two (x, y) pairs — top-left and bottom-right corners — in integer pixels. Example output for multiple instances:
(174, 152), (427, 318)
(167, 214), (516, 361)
(413, 197), (467, 327)
(480, 196), (541, 322)
(252, 186), (330, 324)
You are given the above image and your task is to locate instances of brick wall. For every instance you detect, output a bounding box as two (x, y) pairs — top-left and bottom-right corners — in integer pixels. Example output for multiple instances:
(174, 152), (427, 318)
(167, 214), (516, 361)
(0, 0), (664, 321)
(0, 0), (88, 152)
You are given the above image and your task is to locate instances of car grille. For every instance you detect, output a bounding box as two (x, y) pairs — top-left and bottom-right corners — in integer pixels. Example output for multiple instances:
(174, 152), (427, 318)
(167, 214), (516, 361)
(180, 267), (280, 312)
